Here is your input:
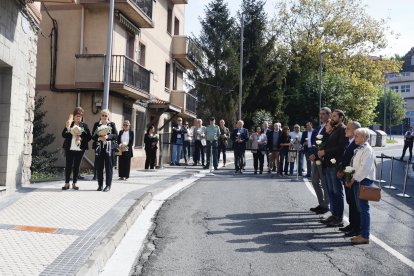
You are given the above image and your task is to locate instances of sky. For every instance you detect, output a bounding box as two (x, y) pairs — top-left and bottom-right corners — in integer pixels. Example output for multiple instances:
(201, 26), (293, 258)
(184, 0), (414, 57)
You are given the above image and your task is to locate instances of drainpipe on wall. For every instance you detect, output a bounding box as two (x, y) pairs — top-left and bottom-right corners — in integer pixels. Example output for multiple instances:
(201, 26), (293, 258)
(42, 3), (77, 93)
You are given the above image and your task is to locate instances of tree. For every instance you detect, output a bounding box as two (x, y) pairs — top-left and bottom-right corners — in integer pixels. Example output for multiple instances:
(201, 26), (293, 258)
(376, 89), (406, 128)
(31, 96), (58, 175)
(187, 0), (239, 126)
(251, 109), (273, 130)
(238, 0), (286, 127)
(272, 0), (402, 126)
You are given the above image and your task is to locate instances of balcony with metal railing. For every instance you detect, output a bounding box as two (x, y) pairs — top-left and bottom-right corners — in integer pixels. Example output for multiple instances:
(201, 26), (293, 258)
(75, 54), (151, 100)
(170, 90), (197, 118)
(79, 0), (153, 28)
(172, 36), (202, 70)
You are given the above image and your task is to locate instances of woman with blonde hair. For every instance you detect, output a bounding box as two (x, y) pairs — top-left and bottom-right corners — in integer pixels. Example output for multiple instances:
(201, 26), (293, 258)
(92, 109), (118, 192)
(61, 107), (91, 190)
(117, 120), (134, 180)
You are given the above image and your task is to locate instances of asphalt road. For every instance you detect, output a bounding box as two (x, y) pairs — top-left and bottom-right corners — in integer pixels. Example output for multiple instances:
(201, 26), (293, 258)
(133, 151), (414, 276)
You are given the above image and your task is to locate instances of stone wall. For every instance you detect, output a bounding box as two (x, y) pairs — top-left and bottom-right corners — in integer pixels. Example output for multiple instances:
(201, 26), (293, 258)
(0, 0), (39, 194)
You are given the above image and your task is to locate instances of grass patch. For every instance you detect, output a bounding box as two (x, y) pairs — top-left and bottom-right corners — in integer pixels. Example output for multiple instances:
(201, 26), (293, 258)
(386, 139), (398, 144)
(30, 171), (62, 182)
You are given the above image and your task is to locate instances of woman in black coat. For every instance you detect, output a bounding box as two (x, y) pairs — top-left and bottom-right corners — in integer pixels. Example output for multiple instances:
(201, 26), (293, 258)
(92, 109), (118, 192)
(61, 107), (91, 190)
(117, 120), (134, 180)
(144, 125), (158, 169)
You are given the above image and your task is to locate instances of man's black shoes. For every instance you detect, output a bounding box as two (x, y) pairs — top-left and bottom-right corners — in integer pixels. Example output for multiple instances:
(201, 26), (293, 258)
(310, 205), (321, 212)
(339, 225), (353, 232)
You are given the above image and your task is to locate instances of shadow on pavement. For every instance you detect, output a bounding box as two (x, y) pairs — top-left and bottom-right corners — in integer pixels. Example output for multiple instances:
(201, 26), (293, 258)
(205, 211), (351, 253)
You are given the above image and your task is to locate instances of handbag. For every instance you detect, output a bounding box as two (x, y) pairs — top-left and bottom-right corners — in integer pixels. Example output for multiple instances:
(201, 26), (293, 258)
(359, 183), (381, 201)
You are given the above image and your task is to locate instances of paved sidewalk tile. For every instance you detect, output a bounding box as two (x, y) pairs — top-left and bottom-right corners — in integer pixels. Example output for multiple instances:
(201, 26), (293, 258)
(0, 168), (189, 276)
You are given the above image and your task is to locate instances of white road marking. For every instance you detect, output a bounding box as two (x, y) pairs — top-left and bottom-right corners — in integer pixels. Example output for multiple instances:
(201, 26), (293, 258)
(100, 173), (206, 276)
(303, 178), (414, 270)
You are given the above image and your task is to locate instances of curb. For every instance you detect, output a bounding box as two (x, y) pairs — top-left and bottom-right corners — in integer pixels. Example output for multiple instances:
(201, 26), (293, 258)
(76, 192), (153, 276)
(76, 170), (203, 276)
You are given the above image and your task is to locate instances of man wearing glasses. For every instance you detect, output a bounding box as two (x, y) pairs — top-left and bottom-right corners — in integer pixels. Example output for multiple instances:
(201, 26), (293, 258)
(308, 107), (331, 214)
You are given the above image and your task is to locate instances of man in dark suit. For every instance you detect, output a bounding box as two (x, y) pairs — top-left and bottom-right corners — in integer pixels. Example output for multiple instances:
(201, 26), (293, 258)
(231, 120), (249, 174)
(309, 107), (331, 214)
(301, 122), (314, 177)
(318, 109), (347, 227)
(267, 122), (281, 173)
(337, 121), (361, 237)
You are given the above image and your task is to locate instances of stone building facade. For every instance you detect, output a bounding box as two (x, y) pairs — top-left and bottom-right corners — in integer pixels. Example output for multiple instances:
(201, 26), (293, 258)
(0, 0), (41, 196)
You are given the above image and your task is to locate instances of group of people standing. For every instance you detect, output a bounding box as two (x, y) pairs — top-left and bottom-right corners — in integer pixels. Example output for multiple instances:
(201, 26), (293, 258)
(307, 107), (376, 245)
(62, 108), (134, 192)
(170, 116), (230, 170)
(169, 108), (377, 245)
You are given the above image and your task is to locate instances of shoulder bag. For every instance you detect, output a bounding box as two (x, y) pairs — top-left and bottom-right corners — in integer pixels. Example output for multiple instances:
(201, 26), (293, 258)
(359, 180), (381, 202)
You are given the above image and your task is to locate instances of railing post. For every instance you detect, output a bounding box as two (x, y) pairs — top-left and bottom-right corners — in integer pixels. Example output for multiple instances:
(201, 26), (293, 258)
(158, 133), (164, 170)
(384, 156), (397, 190)
(377, 153), (386, 184)
(396, 160), (412, 198)
(291, 149), (300, 182)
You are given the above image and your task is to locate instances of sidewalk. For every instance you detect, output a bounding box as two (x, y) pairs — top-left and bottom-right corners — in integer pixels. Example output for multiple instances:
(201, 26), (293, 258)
(0, 167), (203, 276)
(0, 149), (245, 276)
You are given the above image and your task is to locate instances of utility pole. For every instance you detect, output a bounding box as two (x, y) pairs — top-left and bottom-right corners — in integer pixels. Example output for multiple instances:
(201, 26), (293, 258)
(238, 13), (244, 120)
(389, 93), (392, 139)
(384, 85), (387, 131)
(103, 0), (115, 110)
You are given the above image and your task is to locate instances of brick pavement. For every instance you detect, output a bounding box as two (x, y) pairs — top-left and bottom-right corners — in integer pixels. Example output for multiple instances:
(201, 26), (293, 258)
(0, 168), (196, 276)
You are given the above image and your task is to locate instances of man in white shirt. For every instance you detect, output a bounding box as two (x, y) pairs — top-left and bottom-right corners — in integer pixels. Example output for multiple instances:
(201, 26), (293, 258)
(290, 124), (303, 176)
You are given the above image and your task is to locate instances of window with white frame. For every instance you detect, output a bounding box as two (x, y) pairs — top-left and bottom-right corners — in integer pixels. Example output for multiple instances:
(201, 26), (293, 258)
(401, 85), (411, 93)
(390, 85), (399, 91)
(402, 72), (410, 77)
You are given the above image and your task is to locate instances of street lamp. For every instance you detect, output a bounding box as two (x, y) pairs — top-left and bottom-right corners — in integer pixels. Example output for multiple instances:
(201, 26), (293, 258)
(238, 13), (244, 120)
(103, 0), (115, 110)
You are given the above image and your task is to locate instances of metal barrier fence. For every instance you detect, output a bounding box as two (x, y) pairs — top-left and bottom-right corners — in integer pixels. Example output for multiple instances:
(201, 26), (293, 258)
(376, 153), (411, 198)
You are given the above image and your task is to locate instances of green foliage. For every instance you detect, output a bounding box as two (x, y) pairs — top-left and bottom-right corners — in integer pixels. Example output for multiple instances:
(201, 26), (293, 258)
(239, 0), (286, 127)
(271, 0), (402, 126)
(31, 96), (58, 174)
(193, 0), (403, 127)
(30, 171), (60, 181)
(187, 0), (239, 125)
(386, 139), (397, 144)
(251, 109), (273, 128)
(376, 89), (406, 127)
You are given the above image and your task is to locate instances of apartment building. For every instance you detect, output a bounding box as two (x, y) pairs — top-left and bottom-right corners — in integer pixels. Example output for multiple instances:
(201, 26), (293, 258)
(0, 0), (41, 195)
(35, 0), (200, 169)
(386, 48), (414, 127)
